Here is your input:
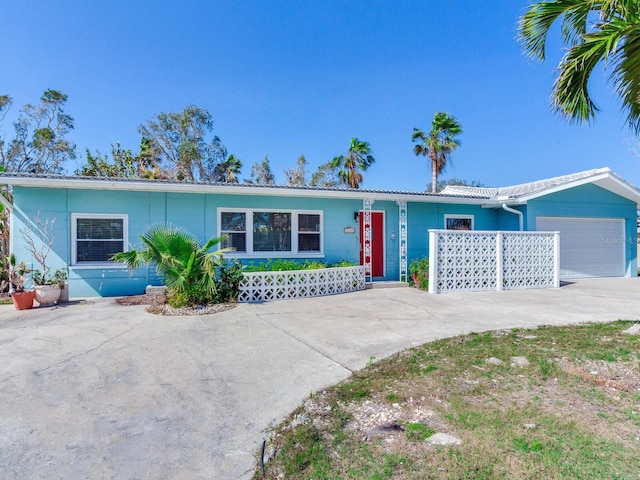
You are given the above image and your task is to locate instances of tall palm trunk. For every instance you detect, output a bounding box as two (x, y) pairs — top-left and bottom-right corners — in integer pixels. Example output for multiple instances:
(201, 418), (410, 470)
(430, 151), (438, 193)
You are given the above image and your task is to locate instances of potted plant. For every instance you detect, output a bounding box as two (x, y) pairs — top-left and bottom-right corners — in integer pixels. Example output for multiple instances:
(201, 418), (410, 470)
(20, 214), (67, 306)
(31, 268), (67, 306)
(7, 254), (35, 310)
(409, 257), (429, 290)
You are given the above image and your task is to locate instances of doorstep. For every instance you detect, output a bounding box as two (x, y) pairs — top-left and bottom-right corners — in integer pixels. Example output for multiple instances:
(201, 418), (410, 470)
(366, 281), (409, 289)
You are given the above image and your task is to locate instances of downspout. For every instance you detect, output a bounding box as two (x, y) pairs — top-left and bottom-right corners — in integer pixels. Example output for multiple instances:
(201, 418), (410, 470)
(501, 203), (523, 231)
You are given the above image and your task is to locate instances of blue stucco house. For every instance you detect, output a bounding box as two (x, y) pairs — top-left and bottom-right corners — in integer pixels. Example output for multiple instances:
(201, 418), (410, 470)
(1, 167), (639, 297)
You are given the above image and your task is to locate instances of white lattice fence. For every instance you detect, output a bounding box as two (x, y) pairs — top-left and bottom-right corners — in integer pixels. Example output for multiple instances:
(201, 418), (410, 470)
(428, 230), (559, 294)
(238, 266), (366, 302)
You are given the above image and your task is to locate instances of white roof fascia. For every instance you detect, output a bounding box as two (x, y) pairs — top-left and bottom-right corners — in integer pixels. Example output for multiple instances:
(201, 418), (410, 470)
(503, 171), (640, 206)
(0, 175), (490, 205)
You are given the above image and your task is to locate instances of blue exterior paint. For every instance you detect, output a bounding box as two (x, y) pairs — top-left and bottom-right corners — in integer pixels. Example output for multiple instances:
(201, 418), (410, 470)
(496, 205), (524, 231)
(523, 184), (638, 276)
(9, 180), (638, 298)
(406, 203), (502, 262)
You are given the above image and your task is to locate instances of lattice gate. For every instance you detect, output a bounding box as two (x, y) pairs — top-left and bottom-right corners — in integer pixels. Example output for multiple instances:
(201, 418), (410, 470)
(428, 230), (560, 293)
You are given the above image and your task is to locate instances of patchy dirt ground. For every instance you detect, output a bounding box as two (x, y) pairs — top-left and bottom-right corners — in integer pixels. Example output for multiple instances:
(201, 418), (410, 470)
(115, 294), (167, 306)
(115, 294), (237, 316)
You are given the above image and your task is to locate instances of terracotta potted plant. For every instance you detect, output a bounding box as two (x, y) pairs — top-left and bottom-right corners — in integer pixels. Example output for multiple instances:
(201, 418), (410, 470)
(7, 254), (35, 310)
(21, 214), (67, 306)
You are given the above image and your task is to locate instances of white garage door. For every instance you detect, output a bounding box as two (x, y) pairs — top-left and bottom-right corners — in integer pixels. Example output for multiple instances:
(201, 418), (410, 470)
(536, 217), (625, 278)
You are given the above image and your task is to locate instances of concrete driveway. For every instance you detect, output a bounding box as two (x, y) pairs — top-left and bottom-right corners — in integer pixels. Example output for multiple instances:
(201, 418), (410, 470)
(1, 278), (639, 479)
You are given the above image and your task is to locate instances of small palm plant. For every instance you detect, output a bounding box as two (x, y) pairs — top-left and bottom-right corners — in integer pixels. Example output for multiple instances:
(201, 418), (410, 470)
(7, 254), (29, 293)
(112, 224), (231, 307)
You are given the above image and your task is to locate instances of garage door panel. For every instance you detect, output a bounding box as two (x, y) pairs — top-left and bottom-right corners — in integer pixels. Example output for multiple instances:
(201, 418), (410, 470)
(536, 217), (624, 278)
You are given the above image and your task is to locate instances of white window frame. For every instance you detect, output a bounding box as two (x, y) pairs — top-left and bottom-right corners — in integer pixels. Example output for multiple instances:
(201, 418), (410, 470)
(71, 213), (128, 267)
(444, 214), (474, 231)
(217, 208), (324, 258)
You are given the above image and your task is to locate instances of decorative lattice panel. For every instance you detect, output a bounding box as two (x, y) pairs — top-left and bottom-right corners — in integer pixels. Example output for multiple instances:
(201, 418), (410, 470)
(430, 230), (559, 294)
(397, 201), (408, 283)
(237, 266), (366, 303)
(434, 231), (498, 293)
(502, 233), (557, 289)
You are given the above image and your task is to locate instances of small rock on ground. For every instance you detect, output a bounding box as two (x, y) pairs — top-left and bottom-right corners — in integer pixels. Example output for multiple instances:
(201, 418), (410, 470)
(511, 356), (530, 367)
(623, 324), (640, 335)
(486, 357), (505, 366)
(426, 432), (462, 446)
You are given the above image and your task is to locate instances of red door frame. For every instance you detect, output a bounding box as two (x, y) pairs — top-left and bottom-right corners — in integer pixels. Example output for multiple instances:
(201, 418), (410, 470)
(359, 211), (385, 277)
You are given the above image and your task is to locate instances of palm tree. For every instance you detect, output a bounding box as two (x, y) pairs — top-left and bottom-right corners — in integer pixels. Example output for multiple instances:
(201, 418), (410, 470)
(412, 112), (463, 193)
(518, 0), (640, 132)
(111, 224), (229, 301)
(331, 137), (375, 189)
(213, 154), (243, 183)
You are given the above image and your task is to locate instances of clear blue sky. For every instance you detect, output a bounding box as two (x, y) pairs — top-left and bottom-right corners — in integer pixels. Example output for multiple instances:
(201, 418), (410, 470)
(2, 0), (638, 192)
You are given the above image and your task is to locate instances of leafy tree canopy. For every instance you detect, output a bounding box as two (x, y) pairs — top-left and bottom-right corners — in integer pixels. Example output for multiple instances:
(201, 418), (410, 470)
(0, 89), (76, 174)
(284, 154), (308, 186)
(138, 105), (225, 182)
(310, 159), (341, 188)
(250, 155), (276, 185)
(77, 144), (140, 178)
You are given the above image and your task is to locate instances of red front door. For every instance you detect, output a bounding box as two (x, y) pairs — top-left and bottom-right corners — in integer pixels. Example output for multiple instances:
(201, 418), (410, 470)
(359, 211), (384, 277)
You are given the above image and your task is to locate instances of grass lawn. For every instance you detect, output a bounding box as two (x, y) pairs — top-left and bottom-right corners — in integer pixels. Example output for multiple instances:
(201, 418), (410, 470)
(256, 320), (640, 479)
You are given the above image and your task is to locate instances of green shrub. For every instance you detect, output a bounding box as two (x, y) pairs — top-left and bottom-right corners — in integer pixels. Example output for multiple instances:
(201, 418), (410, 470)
(215, 260), (244, 303)
(409, 257), (429, 290)
(166, 289), (192, 308)
(112, 224), (245, 306)
(244, 259), (356, 272)
(244, 259), (303, 272)
(329, 260), (357, 268)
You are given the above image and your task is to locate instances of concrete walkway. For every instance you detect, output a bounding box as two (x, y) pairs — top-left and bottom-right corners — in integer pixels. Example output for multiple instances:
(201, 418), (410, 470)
(1, 278), (639, 479)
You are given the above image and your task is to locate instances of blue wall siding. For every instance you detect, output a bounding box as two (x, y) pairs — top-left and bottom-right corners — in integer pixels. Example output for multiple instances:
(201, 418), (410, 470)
(525, 184), (637, 276)
(496, 205), (524, 231)
(204, 193), (364, 267)
(13, 182), (634, 297)
(406, 203), (502, 262)
(13, 188), (392, 296)
(68, 189), (155, 296)
(11, 187), (69, 276)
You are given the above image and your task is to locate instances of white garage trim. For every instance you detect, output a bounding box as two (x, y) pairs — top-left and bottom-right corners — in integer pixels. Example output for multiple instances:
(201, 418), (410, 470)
(536, 216), (625, 278)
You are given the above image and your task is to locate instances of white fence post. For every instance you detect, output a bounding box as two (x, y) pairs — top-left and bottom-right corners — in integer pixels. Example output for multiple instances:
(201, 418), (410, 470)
(554, 231), (560, 287)
(428, 230), (436, 294)
(496, 232), (503, 291)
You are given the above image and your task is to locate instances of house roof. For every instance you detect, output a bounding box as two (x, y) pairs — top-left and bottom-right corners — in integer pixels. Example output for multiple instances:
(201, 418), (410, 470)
(1, 167), (639, 206)
(0, 172), (492, 205)
(441, 167), (640, 205)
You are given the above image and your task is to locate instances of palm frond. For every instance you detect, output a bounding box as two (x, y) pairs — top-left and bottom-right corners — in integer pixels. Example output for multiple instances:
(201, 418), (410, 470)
(519, 0), (591, 60)
(553, 26), (613, 122)
(520, 0), (640, 132)
(610, 22), (640, 132)
(110, 248), (144, 274)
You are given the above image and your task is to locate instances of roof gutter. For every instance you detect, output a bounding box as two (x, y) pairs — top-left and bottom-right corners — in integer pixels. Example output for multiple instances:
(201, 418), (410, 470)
(0, 174), (492, 205)
(502, 203), (523, 231)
